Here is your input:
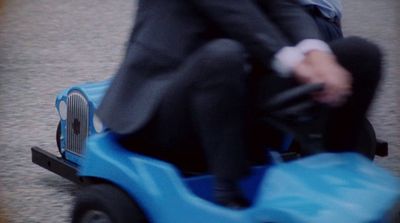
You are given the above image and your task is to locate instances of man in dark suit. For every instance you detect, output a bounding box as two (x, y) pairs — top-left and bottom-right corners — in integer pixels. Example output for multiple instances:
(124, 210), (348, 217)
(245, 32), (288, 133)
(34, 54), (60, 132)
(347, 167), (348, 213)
(97, 0), (382, 207)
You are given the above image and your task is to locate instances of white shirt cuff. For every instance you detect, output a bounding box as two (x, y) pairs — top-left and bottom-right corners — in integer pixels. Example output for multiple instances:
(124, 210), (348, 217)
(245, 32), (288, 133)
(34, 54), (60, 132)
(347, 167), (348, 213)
(271, 46), (304, 78)
(296, 39), (332, 54)
(271, 39), (332, 77)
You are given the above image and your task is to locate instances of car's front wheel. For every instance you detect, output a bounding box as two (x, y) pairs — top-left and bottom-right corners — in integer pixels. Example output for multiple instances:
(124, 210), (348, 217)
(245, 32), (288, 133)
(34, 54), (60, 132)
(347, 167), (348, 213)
(72, 184), (148, 223)
(56, 121), (64, 158)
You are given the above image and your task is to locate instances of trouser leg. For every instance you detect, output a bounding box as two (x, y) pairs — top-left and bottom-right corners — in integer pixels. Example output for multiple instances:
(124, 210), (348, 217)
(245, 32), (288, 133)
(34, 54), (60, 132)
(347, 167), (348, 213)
(177, 39), (250, 180)
(120, 39), (250, 180)
(324, 37), (382, 150)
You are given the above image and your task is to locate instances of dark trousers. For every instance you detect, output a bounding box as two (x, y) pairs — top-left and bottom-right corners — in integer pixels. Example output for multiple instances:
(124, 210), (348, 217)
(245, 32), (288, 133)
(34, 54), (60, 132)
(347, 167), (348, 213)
(120, 37), (382, 181)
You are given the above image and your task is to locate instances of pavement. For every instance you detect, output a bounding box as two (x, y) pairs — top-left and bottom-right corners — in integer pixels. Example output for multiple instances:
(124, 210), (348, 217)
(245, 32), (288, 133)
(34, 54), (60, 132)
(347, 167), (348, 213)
(0, 0), (399, 222)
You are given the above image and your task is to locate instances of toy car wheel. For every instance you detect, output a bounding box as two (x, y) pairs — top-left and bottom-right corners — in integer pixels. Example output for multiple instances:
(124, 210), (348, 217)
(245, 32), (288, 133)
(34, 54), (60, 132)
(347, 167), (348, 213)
(56, 121), (64, 157)
(355, 118), (376, 160)
(72, 184), (148, 223)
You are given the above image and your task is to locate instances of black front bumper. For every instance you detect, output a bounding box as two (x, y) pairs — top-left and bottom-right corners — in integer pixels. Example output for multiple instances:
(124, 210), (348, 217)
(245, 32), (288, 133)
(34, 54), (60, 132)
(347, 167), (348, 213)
(31, 147), (83, 184)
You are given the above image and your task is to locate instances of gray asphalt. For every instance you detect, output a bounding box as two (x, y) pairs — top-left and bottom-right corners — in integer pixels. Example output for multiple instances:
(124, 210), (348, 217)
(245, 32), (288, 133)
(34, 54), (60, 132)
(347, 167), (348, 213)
(0, 0), (399, 222)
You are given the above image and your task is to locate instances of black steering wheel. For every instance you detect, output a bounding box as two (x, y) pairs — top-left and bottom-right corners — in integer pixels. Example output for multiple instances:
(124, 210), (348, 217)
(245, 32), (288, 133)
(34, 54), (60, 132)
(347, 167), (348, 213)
(262, 83), (327, 155)
(265, 83), (324, 112)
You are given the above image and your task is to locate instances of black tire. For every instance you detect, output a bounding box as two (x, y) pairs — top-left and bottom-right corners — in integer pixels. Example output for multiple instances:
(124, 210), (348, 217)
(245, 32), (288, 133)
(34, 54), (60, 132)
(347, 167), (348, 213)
(355, 119), (377, 160)
(56, 121), (64, 157)
(72, 184), (148, 223)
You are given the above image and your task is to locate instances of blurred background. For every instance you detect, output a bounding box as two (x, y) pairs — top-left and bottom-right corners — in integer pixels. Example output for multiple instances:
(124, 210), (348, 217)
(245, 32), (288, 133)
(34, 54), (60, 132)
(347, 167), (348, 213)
(0, 0), (398, 222)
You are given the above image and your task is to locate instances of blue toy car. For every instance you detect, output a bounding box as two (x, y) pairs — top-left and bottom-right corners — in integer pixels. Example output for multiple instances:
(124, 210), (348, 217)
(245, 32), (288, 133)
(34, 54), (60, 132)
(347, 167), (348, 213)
(31, 80), (399, 223)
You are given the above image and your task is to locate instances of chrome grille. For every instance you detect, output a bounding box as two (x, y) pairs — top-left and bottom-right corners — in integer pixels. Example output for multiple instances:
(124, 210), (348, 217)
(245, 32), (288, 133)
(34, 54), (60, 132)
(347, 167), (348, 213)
(66, 91), (89, 155)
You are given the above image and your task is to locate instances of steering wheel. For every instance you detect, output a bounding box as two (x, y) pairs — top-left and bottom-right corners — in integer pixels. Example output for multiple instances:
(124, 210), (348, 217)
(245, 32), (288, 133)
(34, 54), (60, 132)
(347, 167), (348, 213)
(261, 83), (327, 156)
(264, 83), (324, 113)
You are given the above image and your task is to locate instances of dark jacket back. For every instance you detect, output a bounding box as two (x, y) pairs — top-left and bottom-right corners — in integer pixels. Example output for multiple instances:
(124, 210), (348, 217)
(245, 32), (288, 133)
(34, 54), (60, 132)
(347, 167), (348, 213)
(97, 0), (322, 134)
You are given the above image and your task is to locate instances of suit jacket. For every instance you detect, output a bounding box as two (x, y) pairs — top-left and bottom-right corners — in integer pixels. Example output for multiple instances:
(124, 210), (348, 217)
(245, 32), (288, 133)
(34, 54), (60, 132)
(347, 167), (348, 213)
(97, 0), (322, 135)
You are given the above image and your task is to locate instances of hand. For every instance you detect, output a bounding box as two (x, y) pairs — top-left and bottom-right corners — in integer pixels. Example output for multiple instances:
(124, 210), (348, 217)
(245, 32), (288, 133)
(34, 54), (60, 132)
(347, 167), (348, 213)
(293, 50), (352, 107)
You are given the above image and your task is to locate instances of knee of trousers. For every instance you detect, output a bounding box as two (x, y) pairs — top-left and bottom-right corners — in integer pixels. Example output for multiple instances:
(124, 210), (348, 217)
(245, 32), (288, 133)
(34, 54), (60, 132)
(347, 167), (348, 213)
(196, 39), (249, 82)
(337, 36), (383, 82)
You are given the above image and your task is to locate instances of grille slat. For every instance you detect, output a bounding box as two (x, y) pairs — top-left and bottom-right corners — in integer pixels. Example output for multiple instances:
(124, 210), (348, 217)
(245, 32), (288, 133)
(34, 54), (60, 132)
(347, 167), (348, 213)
(66, 92), (89, 155)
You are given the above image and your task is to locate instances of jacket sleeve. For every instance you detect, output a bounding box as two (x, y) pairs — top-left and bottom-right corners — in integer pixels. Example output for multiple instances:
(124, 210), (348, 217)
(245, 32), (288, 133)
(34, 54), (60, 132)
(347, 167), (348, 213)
(257, 0), (323, 44)
(188, 0), (293, 66)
